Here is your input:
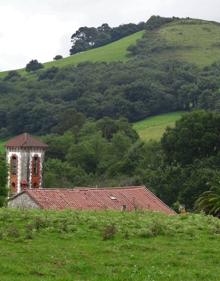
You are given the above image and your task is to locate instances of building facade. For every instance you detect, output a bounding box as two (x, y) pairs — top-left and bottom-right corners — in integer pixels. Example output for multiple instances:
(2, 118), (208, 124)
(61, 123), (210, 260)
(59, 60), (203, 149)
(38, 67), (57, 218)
(5, 133), (47, 194)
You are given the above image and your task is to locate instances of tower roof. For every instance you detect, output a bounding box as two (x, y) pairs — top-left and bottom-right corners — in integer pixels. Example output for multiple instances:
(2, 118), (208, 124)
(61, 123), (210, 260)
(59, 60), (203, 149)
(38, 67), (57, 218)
(5, 133), (48, 149)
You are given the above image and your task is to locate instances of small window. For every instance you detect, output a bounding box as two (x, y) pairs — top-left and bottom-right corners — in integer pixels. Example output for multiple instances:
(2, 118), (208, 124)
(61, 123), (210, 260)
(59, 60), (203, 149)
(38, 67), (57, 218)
(11, 182), (16, 193)
(110, 196), (117, 200)
(11, 156), (17, 176)
(33, 156), (39, 176)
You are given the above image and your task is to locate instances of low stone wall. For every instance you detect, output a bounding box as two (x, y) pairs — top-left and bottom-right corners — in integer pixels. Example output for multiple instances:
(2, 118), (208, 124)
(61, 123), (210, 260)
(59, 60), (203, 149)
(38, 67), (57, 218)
(8, 193), (40, 209)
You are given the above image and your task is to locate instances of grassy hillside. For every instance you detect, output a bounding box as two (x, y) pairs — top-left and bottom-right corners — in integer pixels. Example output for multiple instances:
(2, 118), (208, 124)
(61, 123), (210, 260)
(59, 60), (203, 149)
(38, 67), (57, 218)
(158, 20), (220, 67)
(133, 112), (183, 141)
(0, 31), (144, 78)
(2, 18), (220, 78)
(45, 31), (144, 68)
(0, 209), (220, 281)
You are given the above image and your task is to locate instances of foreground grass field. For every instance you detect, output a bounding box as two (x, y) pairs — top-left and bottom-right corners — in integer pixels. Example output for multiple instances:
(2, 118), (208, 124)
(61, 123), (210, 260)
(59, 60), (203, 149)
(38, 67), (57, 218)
(133, 112), (183, 141)
(0, 209), (220, 281)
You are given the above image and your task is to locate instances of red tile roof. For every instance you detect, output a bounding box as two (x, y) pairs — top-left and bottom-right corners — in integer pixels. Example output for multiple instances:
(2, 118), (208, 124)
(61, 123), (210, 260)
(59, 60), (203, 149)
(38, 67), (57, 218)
(5, 133), (48, 148)
(11, 186), (175, 214)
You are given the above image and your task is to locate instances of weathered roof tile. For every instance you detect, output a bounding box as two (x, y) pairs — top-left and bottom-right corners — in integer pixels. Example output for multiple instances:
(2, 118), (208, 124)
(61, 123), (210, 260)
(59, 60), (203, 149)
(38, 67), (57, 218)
(13, 186), (175, 214)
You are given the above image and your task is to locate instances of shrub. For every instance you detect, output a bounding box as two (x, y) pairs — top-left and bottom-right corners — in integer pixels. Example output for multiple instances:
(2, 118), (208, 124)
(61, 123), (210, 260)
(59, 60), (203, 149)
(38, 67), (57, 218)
(7, 226), (20, 238)
(102, 224), (117, 240)
(58, 219), (69, 233)
(25, 59), (43, 72)
(138, 229), (154, 238)
(3, 70), (21, 81)
(53, 55), (63, 60)
(38, 67), (59, 80)
(33, 216), (48, 231)
(146, 16), (177, 30)
(25, 224), (34, 239)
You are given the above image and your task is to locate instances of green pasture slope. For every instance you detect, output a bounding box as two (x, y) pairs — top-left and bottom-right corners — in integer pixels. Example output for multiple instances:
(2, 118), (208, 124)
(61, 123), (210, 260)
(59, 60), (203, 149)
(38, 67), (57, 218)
(158, 19), (220, 67)
(44, 30), (144, 68)
(2, 18), (220, 78)
(0, 31), (144, 78)
(133, 112), (183, 141)
(0, 209), (220, 281)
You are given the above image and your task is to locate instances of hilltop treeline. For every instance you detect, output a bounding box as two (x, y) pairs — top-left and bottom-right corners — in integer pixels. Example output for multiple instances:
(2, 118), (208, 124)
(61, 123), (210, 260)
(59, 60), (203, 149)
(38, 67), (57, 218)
(70, 22), (146, 55)
(69, 16), (177, 55)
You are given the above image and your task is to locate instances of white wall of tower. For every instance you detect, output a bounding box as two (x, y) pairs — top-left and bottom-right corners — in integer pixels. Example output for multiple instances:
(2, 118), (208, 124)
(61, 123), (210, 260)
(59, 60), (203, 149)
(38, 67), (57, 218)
(6, 147), (45, 193)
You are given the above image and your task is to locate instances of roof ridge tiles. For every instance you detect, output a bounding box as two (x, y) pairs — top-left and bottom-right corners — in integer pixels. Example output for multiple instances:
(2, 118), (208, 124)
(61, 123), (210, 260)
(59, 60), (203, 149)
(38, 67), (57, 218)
(32, 186), (145, 191)
(5, 133), (48, 148)
(9, 186), (176, 215)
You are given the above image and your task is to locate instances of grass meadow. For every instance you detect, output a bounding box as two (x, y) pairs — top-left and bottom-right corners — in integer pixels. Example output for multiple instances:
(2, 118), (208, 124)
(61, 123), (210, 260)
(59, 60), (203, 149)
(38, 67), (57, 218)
(0, 209), (219, 281)
(159, 21), (220, 67)
(44, 31), (144, 69)
(133, 112), (183, 142)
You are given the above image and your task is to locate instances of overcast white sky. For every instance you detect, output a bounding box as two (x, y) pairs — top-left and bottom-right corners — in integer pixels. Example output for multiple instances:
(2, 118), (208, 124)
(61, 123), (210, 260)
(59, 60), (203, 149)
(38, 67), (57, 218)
(1, 0), (220, 71)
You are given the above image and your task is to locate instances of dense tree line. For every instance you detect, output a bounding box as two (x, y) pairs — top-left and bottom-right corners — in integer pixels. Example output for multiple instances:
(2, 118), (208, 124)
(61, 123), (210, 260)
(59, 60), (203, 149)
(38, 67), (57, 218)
(70, 22), (146, 55)
(0, 111), (219, 210)
(41, 111), (220, 212)
(0, 154), (7, 206)
(69, 16), (180, 55)
(2, 56), (220, 138)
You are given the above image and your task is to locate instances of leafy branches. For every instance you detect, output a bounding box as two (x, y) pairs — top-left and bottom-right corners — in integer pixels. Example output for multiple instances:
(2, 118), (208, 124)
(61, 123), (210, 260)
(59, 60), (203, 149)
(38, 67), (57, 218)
(0, 155), (7, 206)
(195, 189), (220, 217)
(70, 22), (145, 55)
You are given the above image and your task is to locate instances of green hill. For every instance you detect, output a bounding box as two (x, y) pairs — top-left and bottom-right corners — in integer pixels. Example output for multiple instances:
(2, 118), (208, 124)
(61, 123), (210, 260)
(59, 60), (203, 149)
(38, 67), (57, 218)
(133, 112), (183, 141)
(135, 19), (220, 67)
(45, 31), (145, 68)
(0, 31), (144, 78)
(2, 17), (220, 138)
(0, 209), (220, 281)
(160, 20), (220, 67)
(2, 18), (220, 77)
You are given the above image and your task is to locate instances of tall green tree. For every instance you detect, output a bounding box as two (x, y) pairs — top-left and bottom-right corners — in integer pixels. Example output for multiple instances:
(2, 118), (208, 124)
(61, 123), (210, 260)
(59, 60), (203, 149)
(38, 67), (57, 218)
(161, 110), (220, 165)
(0, 155), (7, 206)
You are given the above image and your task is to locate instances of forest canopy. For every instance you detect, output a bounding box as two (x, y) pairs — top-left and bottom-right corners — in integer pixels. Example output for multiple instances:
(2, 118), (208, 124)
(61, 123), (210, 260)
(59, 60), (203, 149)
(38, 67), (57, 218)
(41, 111), (220, 212)
(70, 22), (146, 55)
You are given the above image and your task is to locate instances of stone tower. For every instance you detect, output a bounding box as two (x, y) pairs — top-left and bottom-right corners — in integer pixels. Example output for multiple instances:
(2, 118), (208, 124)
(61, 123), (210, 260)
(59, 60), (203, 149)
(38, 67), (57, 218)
(5, 133), (48, 195)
